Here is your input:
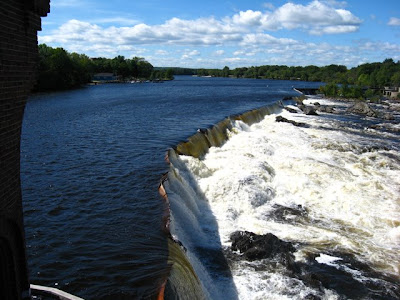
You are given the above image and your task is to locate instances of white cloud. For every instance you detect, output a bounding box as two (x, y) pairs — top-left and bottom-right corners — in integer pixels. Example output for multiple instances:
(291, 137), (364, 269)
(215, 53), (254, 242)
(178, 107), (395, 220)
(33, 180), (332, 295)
(38, 1), (400, 68)
(232, 10), (263, 26)
(40, 1), (362, 52)
(41, 17), (245, 48)
(181, 49), (200, 60)
(188, 50), (200, 56)
(240, 33), (299, 46)
(310, 25), (359, 35)
(388, 17), (400, 26)
(147, 38), (400, 68)
(260, 0), (362, 34)
(90, 17), (139, 26)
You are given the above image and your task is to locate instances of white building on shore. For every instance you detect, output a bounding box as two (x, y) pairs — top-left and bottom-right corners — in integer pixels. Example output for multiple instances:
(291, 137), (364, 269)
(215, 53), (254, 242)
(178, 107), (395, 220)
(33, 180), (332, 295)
(382, 86), (400, 99)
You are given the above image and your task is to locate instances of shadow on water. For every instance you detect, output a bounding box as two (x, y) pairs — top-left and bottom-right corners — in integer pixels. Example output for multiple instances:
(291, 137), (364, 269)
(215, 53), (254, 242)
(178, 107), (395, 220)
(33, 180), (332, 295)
(161, 150), (238, 300)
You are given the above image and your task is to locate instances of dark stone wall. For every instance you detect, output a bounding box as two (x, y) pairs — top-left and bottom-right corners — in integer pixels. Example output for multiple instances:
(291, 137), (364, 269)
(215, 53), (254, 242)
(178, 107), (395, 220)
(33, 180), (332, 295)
(0, 0), (50, 298)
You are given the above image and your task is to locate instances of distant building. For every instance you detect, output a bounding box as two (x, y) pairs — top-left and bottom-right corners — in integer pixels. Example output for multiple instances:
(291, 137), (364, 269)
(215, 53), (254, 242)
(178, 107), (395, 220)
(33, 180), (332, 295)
(92, 73), (119, 82)
(382, 86), (400, 99)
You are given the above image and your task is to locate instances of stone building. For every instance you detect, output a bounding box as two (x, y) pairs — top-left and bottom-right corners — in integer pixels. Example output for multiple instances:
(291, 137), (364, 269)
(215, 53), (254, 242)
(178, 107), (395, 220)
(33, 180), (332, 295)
(0, 0), (50, 299)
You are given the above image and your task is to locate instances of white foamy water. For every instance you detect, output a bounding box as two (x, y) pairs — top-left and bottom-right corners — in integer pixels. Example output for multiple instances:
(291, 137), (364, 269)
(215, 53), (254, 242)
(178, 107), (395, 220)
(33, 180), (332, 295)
(168, 99), (400, 299)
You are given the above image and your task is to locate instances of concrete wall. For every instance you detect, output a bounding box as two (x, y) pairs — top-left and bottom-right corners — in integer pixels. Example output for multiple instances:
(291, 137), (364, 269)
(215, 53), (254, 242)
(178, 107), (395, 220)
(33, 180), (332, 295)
(0, 0), (50, 298)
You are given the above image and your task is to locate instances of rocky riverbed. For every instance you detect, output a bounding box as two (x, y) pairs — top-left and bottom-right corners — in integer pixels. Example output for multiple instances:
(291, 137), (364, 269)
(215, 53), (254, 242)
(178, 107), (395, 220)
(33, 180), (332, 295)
(281, 96), (400, 134)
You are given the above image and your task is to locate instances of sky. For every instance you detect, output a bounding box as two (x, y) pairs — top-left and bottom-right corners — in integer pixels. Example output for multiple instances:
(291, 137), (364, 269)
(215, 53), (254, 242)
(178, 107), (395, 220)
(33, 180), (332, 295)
(39, 0), (400, 68)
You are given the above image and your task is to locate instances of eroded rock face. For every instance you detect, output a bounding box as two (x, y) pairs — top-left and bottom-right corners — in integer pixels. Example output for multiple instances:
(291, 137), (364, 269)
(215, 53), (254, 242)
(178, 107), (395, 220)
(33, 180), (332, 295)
(347, 101), (378, 117)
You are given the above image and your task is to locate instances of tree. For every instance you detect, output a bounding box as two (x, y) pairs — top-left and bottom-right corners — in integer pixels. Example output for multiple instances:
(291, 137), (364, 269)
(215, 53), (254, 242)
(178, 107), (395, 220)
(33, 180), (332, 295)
(36, 45), (75, 90)
(391, 72), (400, 86)
(165, 69), (174, 80)
(321, 82), (338, 97)
(340, 84), (351, 98)
(357, 74), (370, 87)
(35, 44), (157, 91)
(222, 66), (230, 77)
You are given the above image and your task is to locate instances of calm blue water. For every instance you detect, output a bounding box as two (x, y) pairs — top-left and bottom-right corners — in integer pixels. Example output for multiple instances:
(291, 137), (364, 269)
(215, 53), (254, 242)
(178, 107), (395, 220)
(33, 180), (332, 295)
(21, 76), (321, 299)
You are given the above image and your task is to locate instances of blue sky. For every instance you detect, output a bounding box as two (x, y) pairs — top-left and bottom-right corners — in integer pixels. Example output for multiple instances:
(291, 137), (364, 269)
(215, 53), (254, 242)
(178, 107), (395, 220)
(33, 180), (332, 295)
(40, 0), (400, 68)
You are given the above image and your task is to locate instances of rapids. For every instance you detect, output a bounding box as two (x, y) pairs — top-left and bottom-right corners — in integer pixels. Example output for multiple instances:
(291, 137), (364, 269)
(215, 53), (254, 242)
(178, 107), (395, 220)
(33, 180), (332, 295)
(163, 98), (400, 299)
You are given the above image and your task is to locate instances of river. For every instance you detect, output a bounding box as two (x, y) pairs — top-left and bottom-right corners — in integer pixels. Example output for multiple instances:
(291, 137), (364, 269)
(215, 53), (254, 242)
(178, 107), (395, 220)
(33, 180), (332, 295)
(21, 76), (399, 299)
(22, 76), (319, 298)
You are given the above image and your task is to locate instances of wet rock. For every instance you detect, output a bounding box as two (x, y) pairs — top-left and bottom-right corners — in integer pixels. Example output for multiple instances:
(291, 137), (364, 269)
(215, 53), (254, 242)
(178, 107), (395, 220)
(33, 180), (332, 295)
(299, 105), (319, 115)
(269, 204), (308, 223)
(299, 259), (369, 298)
(279, 251), (301, 274)
(313, 102), (321, 106)
(230, 231), (295, 261)
(296, 251), (400, 299)
(347, 101), (378, 118)
(284, 106), (298, 113)
(317, 105), (335, 113)
(276, 116), (308, 127)
(382, 112), (394, 120)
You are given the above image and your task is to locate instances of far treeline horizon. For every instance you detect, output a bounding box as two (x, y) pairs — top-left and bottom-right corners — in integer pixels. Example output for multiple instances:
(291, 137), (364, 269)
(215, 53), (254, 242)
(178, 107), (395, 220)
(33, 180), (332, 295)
(35, 44), (400, 100)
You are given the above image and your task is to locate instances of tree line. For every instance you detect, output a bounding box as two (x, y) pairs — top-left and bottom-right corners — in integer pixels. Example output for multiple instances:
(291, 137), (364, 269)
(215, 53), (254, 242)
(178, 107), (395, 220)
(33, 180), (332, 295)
(34, 44), (174, 91)
(197, 59), (400, 87)
(196, 59), (400, 99)
(35, 44), (400, 99)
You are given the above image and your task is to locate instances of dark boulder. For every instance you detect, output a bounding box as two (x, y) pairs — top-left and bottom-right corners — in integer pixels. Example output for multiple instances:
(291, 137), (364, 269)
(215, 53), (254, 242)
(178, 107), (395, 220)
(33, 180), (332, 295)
(284, 106), (298, 113)
(276, 116), (308, 127)
(299, 105), (319, 116)
(347, 101), (378, 118)
(269, 204), (308, 223)
(382, 112), (394, 120)
(317, 105), (335, 113)
(230, 231), (295, 261)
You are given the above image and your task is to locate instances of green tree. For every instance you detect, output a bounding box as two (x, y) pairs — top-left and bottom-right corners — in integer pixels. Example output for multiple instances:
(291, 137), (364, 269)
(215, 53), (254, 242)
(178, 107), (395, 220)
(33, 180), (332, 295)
(391, 72), (400, 86)
(222, 66), (230, 77)
(357, 74), (370, 86)
(321, 82), (339, 97)
(165, 69), (174, 80)
(340, 84), (351, 98)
